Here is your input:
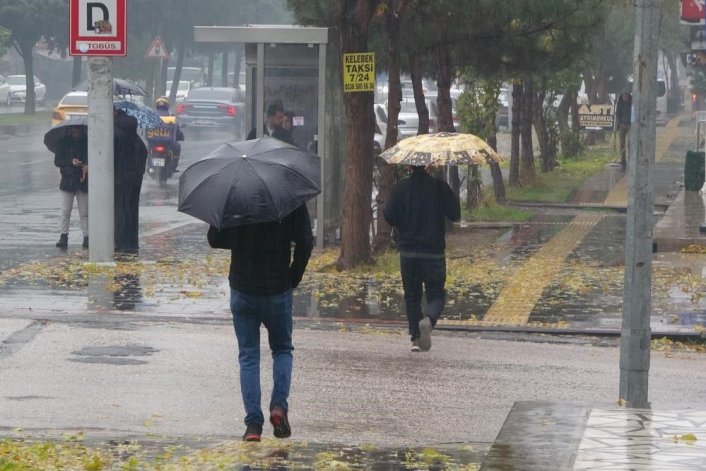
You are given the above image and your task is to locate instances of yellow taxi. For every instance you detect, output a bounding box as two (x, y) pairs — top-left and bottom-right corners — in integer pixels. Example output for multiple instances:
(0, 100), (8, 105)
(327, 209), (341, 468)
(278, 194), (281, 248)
(52, 91), (88, 126)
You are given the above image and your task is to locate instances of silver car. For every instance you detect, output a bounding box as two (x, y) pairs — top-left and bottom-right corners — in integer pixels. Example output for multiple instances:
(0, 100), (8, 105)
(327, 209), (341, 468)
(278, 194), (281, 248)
(7, 75), (46, 106)
(397, 99), (439, 138)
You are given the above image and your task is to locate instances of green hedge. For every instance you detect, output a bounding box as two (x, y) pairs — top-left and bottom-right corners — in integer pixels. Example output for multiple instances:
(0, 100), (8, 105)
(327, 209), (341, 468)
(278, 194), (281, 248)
(685, 151), (705, 191)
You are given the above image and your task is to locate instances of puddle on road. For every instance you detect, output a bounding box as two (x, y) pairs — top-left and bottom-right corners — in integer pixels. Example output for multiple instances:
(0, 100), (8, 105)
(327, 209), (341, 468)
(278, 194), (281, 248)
(2, 219), (706, 332)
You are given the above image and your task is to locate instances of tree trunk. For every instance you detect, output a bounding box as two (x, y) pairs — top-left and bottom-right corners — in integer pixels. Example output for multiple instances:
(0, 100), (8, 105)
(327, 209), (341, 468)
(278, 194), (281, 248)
(435, 43), (460, 198)
(509, 81), (522, 187)
(168, 43), (186, 105)
(207, 52), (215, 87)
(233, 47), (244, 88)
(373, 2), (406, 254)
(221, 49), (229, 87)
(14, 40), (35, 115)
(557, 92), (570, 135)
(335, 0), (377, 270)
(520, 76), (536, 183)
(534, 74), (551, 173)
(145, 62), (156, 108)
(466, 165), (482, 210)
(409, 52), (429, 134)
(158, 58), (170, 98)
(487, 136), (506, 202)
(569, 87), (580, 131)
(72, 56), (82, 88)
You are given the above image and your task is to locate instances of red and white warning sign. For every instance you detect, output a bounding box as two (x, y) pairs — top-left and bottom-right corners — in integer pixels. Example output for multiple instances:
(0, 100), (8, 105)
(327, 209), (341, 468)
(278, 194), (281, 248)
(145, 36), (170, 60)
(69, 0), (127, 56)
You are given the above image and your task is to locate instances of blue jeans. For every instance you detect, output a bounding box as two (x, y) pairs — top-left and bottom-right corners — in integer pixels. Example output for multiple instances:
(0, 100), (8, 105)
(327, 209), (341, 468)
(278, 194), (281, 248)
(230, 288), (293, 426)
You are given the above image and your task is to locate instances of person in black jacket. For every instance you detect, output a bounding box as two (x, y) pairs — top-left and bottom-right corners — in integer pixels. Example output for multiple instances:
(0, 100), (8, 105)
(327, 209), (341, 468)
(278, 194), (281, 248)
(207, 204), (313, 442)
(383, 165), (461, 352)
(53, 125), (89, 249)
(114, 108), (148, 254)
(616, 91), (632, 166)
(271, 110), (295, 146)
(246, 100), (284, 140)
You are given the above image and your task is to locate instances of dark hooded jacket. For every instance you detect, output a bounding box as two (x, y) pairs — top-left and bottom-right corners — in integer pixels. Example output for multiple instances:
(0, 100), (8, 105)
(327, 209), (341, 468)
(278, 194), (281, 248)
(54, 132), (88, 193)
(616, 92), (632, 126)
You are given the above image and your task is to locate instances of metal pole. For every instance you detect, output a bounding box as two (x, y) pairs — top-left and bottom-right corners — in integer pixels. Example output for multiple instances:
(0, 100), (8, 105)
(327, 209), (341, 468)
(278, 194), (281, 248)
(87, 57), (115, 263)
(256, 43), (265, 139)
(619, 0), (660, 408)
(316, 44), (326, 250)
(699, 119), (706, 232)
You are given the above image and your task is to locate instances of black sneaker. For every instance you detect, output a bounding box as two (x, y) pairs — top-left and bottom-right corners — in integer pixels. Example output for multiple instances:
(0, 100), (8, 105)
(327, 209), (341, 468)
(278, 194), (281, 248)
(82, 237), (89, 250)
(243, 422), (262, 442)
(270, 405), (291, 439)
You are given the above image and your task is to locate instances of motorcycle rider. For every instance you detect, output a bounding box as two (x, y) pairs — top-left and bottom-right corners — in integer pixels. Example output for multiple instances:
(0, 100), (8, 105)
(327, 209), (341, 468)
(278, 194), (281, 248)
(154, 96), (184, 172)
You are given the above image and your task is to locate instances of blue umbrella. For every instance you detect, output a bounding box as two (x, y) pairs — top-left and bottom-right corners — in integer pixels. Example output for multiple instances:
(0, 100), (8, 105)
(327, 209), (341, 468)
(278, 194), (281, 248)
(113, 100), (164, 129)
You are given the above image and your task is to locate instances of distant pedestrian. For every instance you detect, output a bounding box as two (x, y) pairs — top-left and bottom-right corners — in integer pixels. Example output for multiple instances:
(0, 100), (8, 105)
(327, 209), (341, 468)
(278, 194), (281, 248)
(383, 165), (461, 352)
(114, 107), (148, 254)
(616, 90), (632, 166)
(207, 204), (313, 442)
(54, 125), (89, 249)
(247, 100), (284, 140)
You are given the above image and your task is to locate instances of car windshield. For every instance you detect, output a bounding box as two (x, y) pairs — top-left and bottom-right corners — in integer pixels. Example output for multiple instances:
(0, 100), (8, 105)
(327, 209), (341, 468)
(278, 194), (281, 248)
(60, 95), (87, 106)
(7, 76), (27, 85)
(187, 89), (232, 101)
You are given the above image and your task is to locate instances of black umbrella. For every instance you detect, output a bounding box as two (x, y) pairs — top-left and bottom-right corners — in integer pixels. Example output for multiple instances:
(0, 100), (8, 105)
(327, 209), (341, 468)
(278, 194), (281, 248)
(73, 78), (149, 97)
(43, 115), (88, 153)
(178, 137), (321, 228)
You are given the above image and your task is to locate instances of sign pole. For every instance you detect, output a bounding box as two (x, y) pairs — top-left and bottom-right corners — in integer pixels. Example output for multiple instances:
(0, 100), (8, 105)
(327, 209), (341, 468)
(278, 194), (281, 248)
(87, 56), (115, 263)
(619, 0), (660, 408)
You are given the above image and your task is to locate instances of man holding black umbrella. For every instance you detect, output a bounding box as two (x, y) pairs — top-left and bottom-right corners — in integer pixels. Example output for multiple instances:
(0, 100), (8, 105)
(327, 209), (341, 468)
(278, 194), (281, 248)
(207, 205), (313, 442)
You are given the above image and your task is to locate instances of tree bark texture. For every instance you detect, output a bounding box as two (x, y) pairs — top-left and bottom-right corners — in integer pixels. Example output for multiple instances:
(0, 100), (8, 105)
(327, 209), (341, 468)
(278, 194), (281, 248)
(509, 81), (522, 187)
(534, 74), (551, 173)
(435, 43), (460, 198)
(14, 40), (36, 115)
(335, 0), (378, 270)
(409, 52), (429, 134)
(221, 49), (229, 87)
(520, 76), (536, 183)
(374, 1), (406, 254)
(168, 43), (186, 105)
(487, 136), (506, 202)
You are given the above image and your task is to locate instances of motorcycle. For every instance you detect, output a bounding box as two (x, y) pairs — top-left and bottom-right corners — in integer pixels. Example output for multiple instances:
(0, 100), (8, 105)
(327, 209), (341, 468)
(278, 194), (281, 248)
(146, 116), (182, 185)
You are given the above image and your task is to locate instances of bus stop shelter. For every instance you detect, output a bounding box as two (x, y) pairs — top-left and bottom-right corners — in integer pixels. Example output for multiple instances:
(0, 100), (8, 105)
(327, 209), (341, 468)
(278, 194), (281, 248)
(193, 25), (345, 249)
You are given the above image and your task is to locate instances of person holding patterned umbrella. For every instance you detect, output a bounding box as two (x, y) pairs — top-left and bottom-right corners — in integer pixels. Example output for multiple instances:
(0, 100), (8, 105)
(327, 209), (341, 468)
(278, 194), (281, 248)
(383, 165), (460, 352)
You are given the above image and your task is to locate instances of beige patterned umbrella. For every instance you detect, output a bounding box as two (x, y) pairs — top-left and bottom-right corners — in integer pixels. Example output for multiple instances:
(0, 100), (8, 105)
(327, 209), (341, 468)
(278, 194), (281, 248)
(379, 132), (502, 166)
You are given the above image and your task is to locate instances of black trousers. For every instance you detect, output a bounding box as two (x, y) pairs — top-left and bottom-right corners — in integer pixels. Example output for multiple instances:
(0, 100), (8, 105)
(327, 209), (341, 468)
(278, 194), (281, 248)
(115, 173), (143, 252)
(400, 256), (446, 341)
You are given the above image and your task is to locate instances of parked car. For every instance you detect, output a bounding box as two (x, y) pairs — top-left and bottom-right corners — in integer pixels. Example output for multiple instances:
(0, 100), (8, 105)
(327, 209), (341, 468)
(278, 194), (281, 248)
(52, 91), (89, 126)
(396, 99), (439, 138)
(7, 75), (46, 106)
(166, 80), (191, 103)
(176, 87), (246, 137)
(0, 75), (11, 107)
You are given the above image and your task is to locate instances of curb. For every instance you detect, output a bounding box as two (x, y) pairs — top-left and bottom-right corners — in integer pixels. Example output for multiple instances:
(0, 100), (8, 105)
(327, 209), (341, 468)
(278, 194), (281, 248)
(0, 120), (51, 137)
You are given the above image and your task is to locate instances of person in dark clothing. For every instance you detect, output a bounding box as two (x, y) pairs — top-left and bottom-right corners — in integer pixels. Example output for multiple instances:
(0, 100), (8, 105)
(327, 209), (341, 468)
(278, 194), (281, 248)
(114, 108), (148, 254)
(616, 91), (632, 166)
(271, 110), (295, 146)
(246, 100), (284, 140)
(154, 96), (184, 171)
(54, 125), (89, 249)
(383, 165), (461, 352)
(207, 204), (313, 442)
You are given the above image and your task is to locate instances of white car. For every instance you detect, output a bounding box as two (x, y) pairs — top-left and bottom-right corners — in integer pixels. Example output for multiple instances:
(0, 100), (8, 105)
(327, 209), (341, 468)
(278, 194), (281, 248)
(7, 75), (47, 106)
(166, 80), (191, 103)
(0, 75), (11, 107)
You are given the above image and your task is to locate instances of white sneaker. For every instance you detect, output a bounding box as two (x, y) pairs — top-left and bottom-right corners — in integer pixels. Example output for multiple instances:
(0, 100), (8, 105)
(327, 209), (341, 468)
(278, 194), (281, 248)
(411, 340), (421, 352)
(418, 317), (432, 352)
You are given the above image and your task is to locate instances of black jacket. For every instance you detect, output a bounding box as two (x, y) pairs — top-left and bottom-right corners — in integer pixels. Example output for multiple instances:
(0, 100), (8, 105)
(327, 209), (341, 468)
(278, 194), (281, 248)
(247, 124), (271, 140)
(54, 134), (88, 193)
(383, 169), (461, 255)
(207, 205), (314, 295)
(272, 126), (295, 146)
(616, 95), (632, 126)
(114, 110), (148, 180)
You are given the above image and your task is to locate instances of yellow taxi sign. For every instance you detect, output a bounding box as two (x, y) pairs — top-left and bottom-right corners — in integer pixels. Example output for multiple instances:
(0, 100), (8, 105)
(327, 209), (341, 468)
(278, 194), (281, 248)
(343, 53), (375, 93)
